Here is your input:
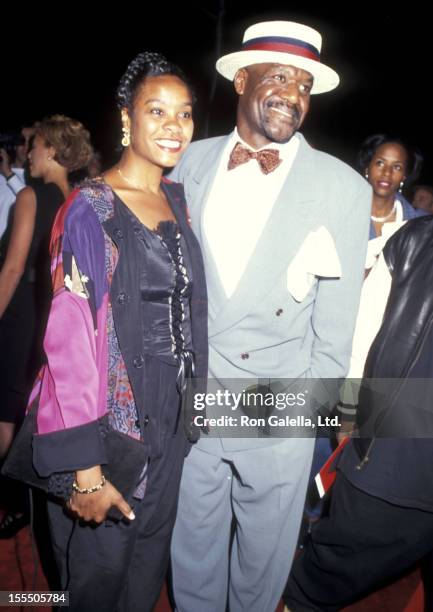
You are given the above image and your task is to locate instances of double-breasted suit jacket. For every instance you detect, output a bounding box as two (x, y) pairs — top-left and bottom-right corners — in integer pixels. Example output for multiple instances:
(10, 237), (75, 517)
(171, 133), (371, 451)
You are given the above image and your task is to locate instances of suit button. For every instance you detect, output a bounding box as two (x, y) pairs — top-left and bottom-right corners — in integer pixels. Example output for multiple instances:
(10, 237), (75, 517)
(276, 308), (283, 316)
(133, 355), (144, 368)
(117, 292), (128, 305)
(241, 353), (249, 360)
(114, 228), (123, 239)
(144, 415), (149, 426)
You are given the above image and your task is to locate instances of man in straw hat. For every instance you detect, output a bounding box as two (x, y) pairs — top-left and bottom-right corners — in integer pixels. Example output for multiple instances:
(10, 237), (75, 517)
(170, 20), (371, 611)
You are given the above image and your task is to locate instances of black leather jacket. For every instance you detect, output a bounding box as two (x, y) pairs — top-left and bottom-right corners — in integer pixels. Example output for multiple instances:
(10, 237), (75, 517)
(339, 216), (433, 511)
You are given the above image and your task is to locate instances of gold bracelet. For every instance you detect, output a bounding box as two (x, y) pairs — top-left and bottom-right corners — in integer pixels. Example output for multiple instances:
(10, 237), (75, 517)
(72, 475), (106, 494)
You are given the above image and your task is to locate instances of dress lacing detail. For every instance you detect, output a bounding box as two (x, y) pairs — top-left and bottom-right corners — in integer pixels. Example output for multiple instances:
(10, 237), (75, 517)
(155, 221), (194, 393)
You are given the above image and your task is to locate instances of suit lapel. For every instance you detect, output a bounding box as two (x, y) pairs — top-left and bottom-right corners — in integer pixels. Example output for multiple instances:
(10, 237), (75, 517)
(187, 136), (232, 321)
(208, 135), (319, 338)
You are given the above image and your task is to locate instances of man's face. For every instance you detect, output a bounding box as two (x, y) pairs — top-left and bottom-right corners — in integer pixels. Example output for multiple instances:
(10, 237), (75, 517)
(234, 63), (313, 149)
(16, 126), (35, 165)
(413, 188), (433, 213)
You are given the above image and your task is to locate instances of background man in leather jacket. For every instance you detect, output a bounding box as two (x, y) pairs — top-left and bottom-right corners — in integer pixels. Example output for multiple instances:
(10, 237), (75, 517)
(283, 214), (433, 612)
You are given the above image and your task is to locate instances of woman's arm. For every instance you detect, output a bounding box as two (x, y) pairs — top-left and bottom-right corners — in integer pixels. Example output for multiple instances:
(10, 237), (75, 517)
(0, 186), (36, 318)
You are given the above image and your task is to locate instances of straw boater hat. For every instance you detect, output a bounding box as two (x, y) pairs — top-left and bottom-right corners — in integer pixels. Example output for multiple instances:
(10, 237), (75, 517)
(216, 20), (340, 94)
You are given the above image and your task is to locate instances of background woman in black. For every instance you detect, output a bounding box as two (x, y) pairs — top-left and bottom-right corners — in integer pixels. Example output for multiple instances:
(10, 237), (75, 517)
(0, 115), (92, 536)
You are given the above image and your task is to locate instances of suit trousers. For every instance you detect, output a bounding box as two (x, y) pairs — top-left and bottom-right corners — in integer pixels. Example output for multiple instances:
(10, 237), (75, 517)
(283, 474), (433, 611)
(171, 437), (314, 612)
(47, 427), (187, 612)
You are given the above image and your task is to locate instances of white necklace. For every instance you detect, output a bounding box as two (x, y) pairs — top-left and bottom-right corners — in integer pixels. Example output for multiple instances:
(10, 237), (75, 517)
(371, 202), (397, 223)
(117, 166), (149, 192)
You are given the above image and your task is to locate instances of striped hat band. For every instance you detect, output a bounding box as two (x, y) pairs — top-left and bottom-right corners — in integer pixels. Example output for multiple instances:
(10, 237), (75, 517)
(242, 36), (320, 63)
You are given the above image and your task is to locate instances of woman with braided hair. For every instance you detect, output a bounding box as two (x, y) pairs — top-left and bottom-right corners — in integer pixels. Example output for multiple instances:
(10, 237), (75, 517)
(23, 52), (207, 610)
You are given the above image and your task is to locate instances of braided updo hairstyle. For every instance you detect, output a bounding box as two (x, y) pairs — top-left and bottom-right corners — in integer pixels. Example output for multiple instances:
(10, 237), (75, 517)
(116, 51), (195, 112)
(36, 115), (93, 171)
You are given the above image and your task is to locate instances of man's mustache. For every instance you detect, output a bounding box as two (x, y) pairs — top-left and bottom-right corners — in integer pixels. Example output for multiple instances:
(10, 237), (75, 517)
(266, 99), (301, 122)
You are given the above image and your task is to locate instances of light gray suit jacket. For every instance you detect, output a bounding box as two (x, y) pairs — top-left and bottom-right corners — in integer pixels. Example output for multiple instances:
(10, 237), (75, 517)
(170, 133), (371, 451)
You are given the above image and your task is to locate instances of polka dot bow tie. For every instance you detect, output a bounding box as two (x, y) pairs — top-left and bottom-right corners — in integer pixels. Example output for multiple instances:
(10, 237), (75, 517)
(227, 141), (282, 175)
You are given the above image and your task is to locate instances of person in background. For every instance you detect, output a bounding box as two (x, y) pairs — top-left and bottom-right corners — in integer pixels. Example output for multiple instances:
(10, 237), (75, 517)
(0, 124), (35, 238)
(0, 115), (92, 538)
(335, 135), (427, 429)
(300, 134), (424, 541)
(283, 214), (433, 611)
(284, 137), (429, 611)
(86, 150), (103, 178)
(69, 150), (103, 185)
(357, 133), (425, 271)
(412, 183), (433, 213)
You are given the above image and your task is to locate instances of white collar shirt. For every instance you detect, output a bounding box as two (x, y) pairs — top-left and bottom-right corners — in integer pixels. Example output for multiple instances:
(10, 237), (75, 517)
(0, 167), (25, 239)
(203, 129), (300, 298)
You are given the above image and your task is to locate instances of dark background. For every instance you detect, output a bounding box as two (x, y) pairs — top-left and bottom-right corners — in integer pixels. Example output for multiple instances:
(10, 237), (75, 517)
(3, 2), (432, 184)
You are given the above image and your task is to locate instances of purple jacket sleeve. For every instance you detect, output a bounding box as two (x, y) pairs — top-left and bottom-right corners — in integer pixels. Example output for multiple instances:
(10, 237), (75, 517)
(32, 194), (109, 476)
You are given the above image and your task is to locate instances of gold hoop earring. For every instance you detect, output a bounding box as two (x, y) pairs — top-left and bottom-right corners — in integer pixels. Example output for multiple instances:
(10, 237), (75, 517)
(121, 126), (130, 148)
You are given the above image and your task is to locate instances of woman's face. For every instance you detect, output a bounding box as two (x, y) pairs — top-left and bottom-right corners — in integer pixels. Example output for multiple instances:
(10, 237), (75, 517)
(367, 142), (408, 198)
(124, 74), (194, 169)
(16, 127), (35, 165)
(28, 134), (54, 177)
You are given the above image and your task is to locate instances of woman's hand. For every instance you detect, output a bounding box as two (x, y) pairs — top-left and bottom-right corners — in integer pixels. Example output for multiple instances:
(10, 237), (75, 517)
(336, 419), (355, 445)
(68, 466), (135, 523)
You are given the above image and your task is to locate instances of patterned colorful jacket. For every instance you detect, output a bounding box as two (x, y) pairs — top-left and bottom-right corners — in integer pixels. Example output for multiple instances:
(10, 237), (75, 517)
(30, 178), (208, 478)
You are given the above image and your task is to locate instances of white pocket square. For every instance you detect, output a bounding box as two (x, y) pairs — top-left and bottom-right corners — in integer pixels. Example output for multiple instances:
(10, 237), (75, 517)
(287, 226), (342, 302)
